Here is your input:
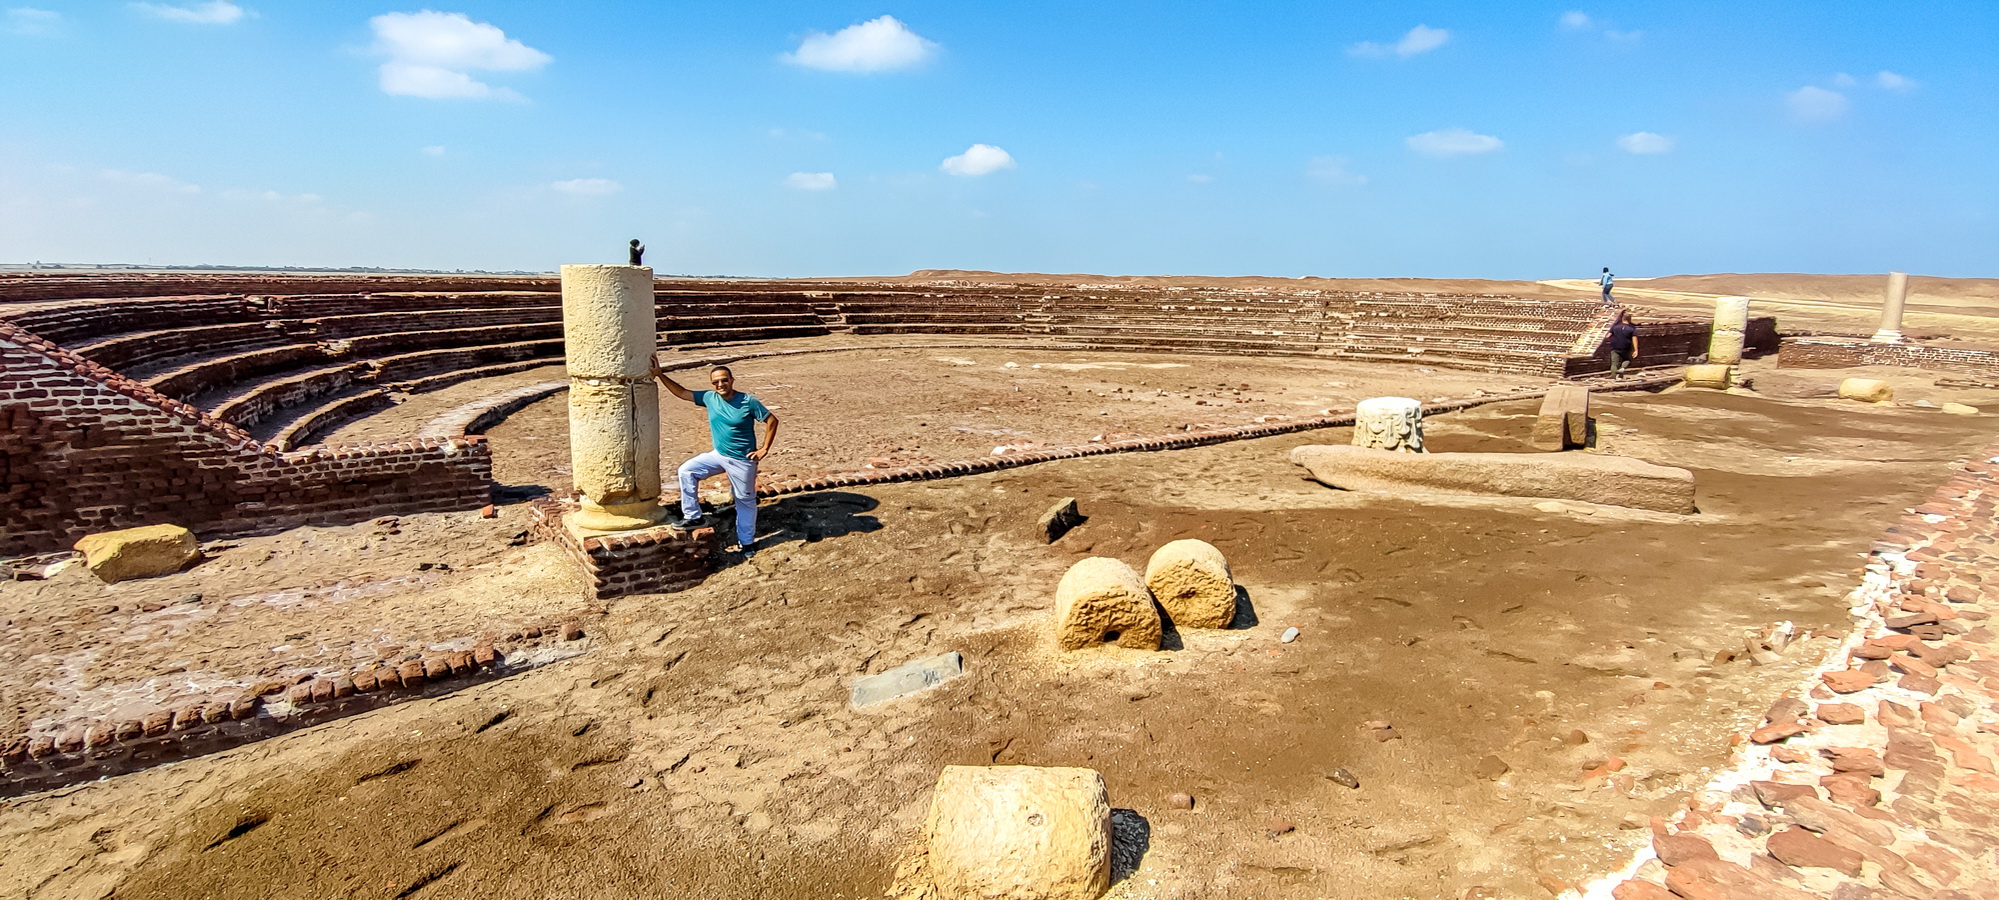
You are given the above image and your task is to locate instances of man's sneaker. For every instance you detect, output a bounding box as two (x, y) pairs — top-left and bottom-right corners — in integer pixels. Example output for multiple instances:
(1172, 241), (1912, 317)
(667, 510), (704, 529)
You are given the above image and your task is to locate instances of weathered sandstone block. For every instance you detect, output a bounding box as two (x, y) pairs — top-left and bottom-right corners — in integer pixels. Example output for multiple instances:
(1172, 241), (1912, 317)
(73, 523), (200, 583)
(1532, 384), (1590, 451)
(1684, 364), (1732, 389)
(1054, 557), (1162, 651)
(1352, 396), (1423, 452)
(1838, 378), (1893, 403)
(1144, 539), (1235, 629)
(1942, 402), (1980, 415)
(923, 765), (1111, 900)
(1291, 444), (1697, 514)
(1709, 296), (1749, 366)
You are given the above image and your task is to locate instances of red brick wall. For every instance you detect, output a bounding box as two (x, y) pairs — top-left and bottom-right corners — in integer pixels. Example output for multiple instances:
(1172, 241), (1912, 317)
(0, 320), (491, 556)
(1779, 337), (1999, 378)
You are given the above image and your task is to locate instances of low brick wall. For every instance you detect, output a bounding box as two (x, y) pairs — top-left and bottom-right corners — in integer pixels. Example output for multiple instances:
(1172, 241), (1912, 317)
(0, 320), (493, 556)
(527, 500), (718, 598)
(1779, 336), (1999, 379)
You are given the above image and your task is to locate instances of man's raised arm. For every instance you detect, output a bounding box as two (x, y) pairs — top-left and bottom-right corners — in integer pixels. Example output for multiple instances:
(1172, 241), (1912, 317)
(649, 353), (695, 402)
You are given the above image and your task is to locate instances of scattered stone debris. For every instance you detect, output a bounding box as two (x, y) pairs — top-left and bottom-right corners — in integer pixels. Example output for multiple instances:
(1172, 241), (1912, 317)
(1038, 497), (1085, 543)
(1280, 626), (1300, 643)
(1362, 720), (1401, 742)
(1166, 792), (1194, 810)
(1327, 768), (1361, 789)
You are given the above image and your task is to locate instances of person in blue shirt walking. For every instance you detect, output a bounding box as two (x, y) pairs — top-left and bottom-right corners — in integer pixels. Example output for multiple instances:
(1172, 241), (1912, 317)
(649, 354), (781, 554)
(1600, 267), (1616, 307)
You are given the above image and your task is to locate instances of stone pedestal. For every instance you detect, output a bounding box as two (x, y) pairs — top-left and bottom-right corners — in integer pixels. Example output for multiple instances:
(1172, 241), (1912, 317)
(561, 264), (666, 533)
(923, 765), (1112, 900)
(1352, 397), (1424, 452)
(1872, 271), (1909, 343)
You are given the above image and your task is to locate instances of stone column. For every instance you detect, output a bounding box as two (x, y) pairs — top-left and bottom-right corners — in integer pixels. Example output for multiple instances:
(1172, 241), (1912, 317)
(1873, 271), (1909, 343)
(1708, 296), (1749, 367)
(561, 264), (666, 533)
(1352, 397), (1424, 452)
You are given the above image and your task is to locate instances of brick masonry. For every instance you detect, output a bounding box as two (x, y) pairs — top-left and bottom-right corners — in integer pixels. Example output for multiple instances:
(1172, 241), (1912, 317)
(0, 319), (493, 556)
(0, 623), (593, 797)
(1780, 335), (1999, 380)
(1594, 444), (1999, 899)
(526, 499), (719, 599)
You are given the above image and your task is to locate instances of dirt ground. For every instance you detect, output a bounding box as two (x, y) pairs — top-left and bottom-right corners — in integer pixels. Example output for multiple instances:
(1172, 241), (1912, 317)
(6, 355), (1999, 899)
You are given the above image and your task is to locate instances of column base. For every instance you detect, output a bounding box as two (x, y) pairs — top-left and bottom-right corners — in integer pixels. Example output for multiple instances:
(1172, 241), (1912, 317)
(567, 499), (669, 535)
(529, 500), (716, 599)
(1870, 330), (1905, 344)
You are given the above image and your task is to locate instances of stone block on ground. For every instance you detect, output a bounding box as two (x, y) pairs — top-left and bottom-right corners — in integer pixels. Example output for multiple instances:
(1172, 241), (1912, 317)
(1942, 402), (1980, 415)
(1684, 364), (1733, 389)
(1838, 378), (1893, 403)
(1531, 384), (1590, 451)
(1054, 557), (1162, 651)
(72, 524), (201, 584)
(1039, 498), (1085, 543)
(1351, 396), (1424, 452)
(1290, 444), (1697, 514)
(923, 765), (1111, 900)
(1144, 539), (1235, 628)
(852, 652), (965, 709)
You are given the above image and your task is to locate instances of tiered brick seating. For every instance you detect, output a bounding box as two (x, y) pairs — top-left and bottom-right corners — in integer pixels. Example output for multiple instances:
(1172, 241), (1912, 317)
(1, 275), (1641, 451)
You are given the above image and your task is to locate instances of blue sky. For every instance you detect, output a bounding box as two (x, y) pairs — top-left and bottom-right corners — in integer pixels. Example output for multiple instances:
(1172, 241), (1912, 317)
(1, 2), (1993, 277)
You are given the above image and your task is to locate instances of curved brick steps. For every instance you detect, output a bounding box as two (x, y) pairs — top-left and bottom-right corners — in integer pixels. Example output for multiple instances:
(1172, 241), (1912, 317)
(290, 305), (561, 339)
(208, 360), (369, 430)
(70, 321), (290, 375)
(149, 343), (331, 403)
(271, 387), (396, 449)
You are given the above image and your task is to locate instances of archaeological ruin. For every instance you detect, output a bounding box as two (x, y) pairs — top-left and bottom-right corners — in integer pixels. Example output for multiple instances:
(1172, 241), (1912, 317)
(5, 269), (1999, 899)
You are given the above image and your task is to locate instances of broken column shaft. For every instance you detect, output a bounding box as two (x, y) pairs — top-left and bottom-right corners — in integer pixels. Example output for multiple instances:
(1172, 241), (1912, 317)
(1873, 271), (1909, 343)
(561, 264), (666, 533)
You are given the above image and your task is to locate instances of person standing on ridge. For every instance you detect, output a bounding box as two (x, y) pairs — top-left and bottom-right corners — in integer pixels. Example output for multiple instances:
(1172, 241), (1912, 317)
(1607, 308), (1640, 379)
(629, 239), (645, 266)
(1600, 267), (1616, 307)
(649, 355), (780, 556)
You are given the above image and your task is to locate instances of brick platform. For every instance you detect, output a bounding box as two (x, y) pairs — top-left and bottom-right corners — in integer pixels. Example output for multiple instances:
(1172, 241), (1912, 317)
(526, 499), (718, 599)
(1595, 445), (1999, 899)
(1780, 335), (1999, 380)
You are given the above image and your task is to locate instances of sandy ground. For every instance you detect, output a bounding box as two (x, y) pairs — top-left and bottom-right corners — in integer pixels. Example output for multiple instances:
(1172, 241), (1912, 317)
(6, 356), (1999, 899)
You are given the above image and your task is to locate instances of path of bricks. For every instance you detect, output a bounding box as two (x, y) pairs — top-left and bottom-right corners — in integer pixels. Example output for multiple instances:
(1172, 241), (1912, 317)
(1595, 442), (1999, 899)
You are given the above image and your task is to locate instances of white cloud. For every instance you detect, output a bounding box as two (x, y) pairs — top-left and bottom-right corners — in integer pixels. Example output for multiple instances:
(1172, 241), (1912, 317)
(1186, 173), (1214, 184)
(131, 1), (243, 25)
(1787, 85), (1848, 123)
(222, 188), (321, 204)
(1560, 12), (1639, 42)
(1305, 156), (1367, 185)
(1877, 70), (1917, 92)
(940, 143), (1015, 177)
(100, 169), (200, 194)
(421, 145), (446, 157)
(1351, 24), (1449, 59)
(1560, 11), (1592, 30)
(550, 178), (620, 196)
(5, 7), (60, 34)
(784, 172), (836, 191)
(1405, 128), (1503, 157)
(1616, 132), (1675, 154)
(785, 15), (937, 72)
(370, 11), (551, 100)
(1831, 72), (1857, 88)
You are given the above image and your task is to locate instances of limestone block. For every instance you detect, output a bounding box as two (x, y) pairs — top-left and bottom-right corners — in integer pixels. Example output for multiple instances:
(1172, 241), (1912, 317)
(559, 264), (655, 379)
(1292, 443), (1697, 514)
(1531, 385), (1590, 451)
(1053, 558), (1162, 651)
(1942, 402), (1981, 415)
(1838, 378), (1894, 403)
(1712, 296), (1750, 332)
(73, 524), (200, 583)
(852, 652), (964, 708)
(567, 379), (662, 505)
(1684, 364), (1732, 389)
(1351, 396), (1424, 452)
(923, 765), (1111, 900)
(1144, 539), (1235, 629)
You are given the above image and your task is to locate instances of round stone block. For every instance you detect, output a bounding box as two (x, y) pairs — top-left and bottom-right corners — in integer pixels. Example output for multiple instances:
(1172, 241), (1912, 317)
(1838, 378), (1894, 403)
(1054, 557), (1161, 651)
(1684, 364), (1732, 389)
(1145, 539), (1235, 629)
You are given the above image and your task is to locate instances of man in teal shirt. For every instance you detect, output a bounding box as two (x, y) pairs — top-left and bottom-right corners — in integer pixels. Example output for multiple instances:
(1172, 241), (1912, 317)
(649, 356), (781, 554)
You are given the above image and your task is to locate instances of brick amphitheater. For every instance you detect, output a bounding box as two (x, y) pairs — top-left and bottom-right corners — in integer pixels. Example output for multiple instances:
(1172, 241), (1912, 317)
(0, 272), (1737, 558)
